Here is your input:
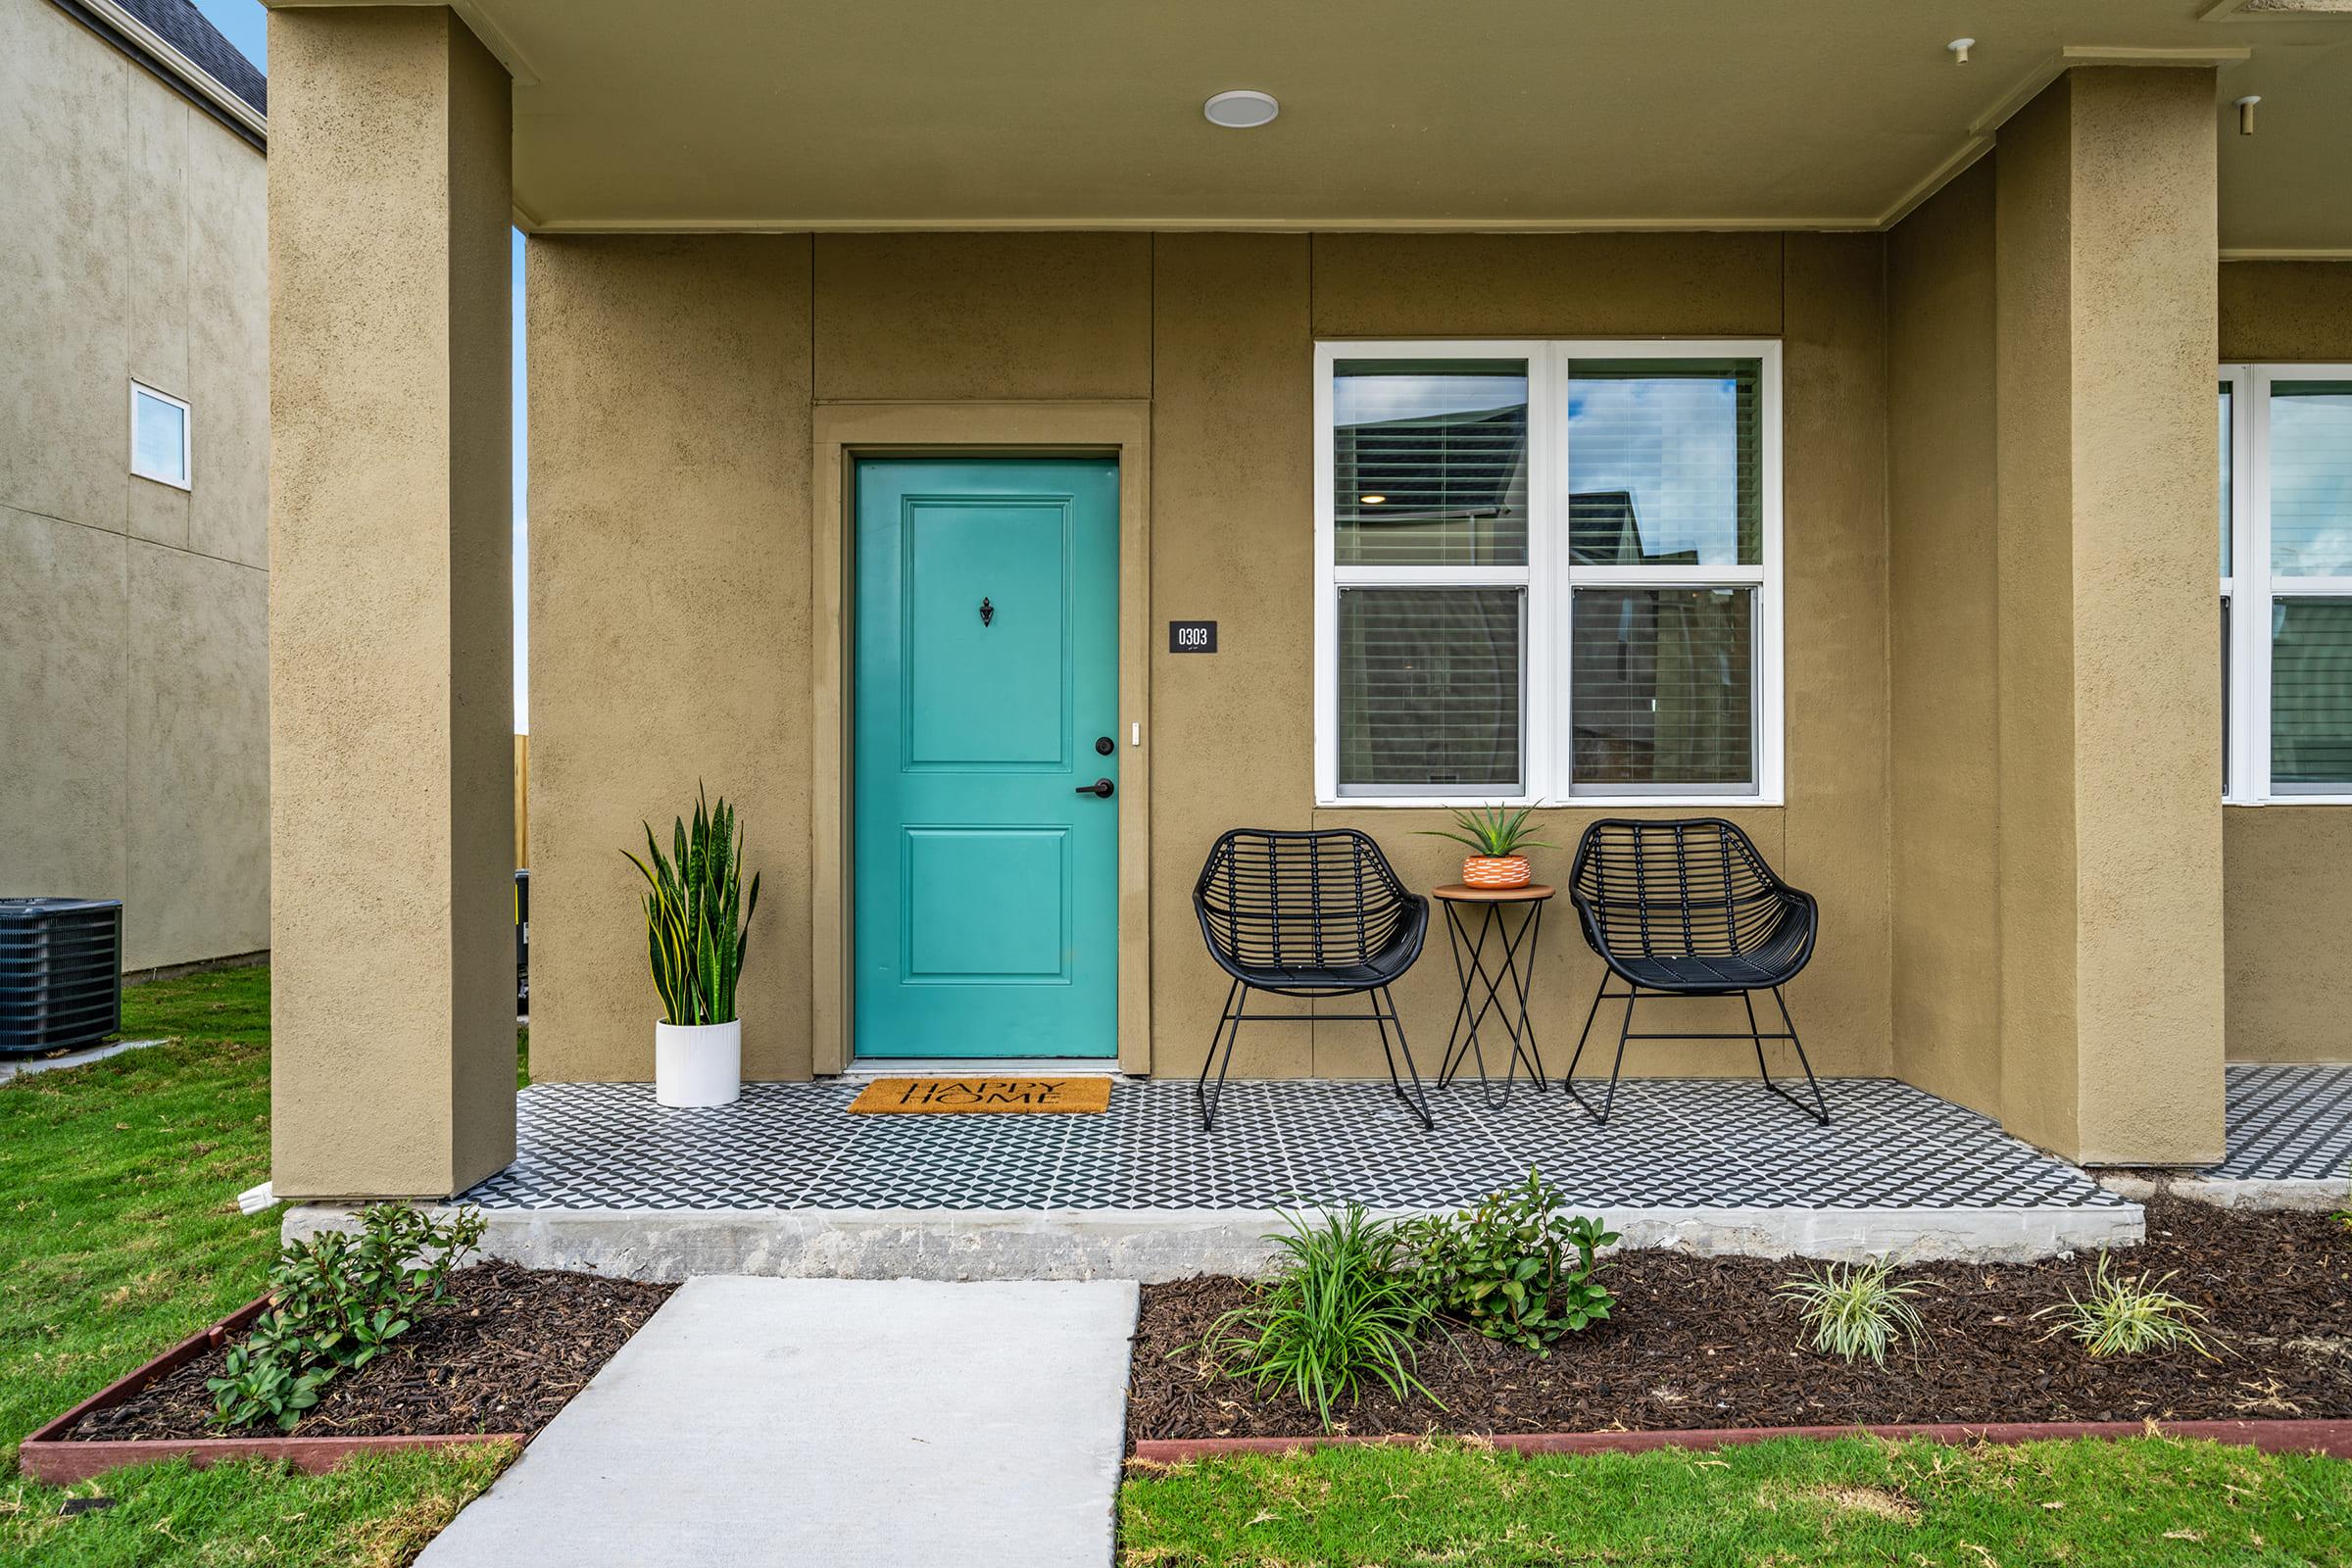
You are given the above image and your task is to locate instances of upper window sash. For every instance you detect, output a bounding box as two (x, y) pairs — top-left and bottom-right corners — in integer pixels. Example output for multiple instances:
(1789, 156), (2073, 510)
(2223, 364), (2352, 806)
(1314, 338), (1784, 808)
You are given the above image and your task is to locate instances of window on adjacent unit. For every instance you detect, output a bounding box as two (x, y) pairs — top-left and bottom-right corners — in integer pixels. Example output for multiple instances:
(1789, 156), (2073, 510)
(2221, 366), (2352, 804)
(1316, 340), (1783, 806)
(129, 382), (191, 489)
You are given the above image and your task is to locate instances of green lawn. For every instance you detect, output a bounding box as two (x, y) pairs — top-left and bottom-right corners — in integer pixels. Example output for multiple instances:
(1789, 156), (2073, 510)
(1121, 1435), (2352, 1566)
(0, 965), (511, 1568)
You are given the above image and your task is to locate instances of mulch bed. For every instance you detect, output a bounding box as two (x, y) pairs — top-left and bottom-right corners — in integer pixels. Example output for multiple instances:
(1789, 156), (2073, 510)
(1126, 1197), (2352, 1449)
(68, 1263), (674, 1442)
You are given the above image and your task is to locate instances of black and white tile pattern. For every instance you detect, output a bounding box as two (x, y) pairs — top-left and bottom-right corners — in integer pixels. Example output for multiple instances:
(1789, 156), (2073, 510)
(2213, 1062), (2352, 1181)
(458, 1076), (2129, 1214)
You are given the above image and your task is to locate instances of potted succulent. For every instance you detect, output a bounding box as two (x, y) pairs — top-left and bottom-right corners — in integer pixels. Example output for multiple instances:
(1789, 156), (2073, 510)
(1421, 805), (1554, 891)
(624, 786), (760, 1107)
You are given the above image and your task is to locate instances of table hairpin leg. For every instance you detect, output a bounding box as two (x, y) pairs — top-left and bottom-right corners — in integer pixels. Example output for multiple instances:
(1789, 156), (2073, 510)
(1436, 895), (1548, 1108)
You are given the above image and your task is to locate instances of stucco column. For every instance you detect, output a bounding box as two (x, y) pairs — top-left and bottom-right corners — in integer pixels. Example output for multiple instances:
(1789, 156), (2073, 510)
(1994, 68), (2225, 1165)
(268, 6), (514, 1198)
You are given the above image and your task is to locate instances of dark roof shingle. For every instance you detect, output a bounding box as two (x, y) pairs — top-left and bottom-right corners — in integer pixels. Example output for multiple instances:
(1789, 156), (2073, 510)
(112, 0), (267, 117)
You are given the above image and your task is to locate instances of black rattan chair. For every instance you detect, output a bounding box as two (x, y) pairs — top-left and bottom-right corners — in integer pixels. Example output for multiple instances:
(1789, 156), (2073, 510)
(1191, 828), (1433, 1132)
(1564, 818), (1828, 1125)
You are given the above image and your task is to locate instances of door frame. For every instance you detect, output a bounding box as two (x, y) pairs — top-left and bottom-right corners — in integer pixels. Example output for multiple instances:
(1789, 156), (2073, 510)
(810, 403), (1152, 1076)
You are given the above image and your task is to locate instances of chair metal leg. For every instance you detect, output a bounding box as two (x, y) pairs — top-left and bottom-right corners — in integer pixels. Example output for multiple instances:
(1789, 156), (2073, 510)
(1751, 986), (1830, 1125)
(1195, 978), (1245, 1132)
(1563, 971), (1608, 1083)
(1564, 978), (1638, 1126)
(1371, 984), (1435, 1131)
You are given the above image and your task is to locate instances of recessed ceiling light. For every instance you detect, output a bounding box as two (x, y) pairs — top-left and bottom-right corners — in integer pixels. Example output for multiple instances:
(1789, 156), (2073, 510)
(1359, 494), (1387, 505)
(1204, 89), (1280, 128)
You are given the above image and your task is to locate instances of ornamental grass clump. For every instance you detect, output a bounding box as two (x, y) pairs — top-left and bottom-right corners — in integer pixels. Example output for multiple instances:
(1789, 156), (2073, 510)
(1199, 1206), (1437, 1432)
(623, 784), (760, 1026)
(2037, 1254), (2214, 1359)
(1402, 1169), (1618, 1355)
(1777, 1258), (1928, 1367)
(210, 1203), (486, 1432)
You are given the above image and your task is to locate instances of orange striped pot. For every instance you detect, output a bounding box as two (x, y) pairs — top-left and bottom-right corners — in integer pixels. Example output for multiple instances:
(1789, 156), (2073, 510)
(1462, 855), (1532, 890)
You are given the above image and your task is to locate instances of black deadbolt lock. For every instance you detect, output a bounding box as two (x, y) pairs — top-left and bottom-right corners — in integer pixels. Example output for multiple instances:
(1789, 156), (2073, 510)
(1095, 736), (1115, 756)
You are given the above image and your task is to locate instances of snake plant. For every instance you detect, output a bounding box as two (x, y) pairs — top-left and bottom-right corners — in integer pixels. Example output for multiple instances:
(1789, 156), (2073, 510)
(1417, 804), (1555, 858)
(623, 786), (760, 1026)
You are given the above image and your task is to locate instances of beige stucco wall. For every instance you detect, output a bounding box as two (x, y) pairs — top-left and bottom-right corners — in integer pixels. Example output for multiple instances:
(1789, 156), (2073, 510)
(1886, 160), (2002, 1119)
(0, 0), (269, 970)
(1990, 71), (2226, 1164)
(2220, 260), (2352, 1063)
(269, 5), (514, 1198)
(527, 235), (815, 1083)
(527, 229), (1896, 1086)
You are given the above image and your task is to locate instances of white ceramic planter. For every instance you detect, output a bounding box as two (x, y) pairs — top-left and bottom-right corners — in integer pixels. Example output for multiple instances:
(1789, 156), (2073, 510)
(654, 1019), (741, 1108)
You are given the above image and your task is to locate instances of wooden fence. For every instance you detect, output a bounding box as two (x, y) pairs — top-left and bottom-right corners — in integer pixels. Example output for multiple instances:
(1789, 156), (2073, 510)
(514, 734), (529, 870)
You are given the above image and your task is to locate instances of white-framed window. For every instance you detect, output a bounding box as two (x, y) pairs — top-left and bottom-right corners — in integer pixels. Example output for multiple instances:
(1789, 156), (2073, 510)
(2224, 365), (2352, 806)
(1313, 339), (1783, 808)
(129, 382), (191, 490)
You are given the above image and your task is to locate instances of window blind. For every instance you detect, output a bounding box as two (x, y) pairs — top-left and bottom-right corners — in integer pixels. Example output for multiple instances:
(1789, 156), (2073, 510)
(1337, 587), (1523, 792)
(1333, 360), (1529, 567)
(1569, 587), (1754, 789)
(2272, 597), (2352, 788)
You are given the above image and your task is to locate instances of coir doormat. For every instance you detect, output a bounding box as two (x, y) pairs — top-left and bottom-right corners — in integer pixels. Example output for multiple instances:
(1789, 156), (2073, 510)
(847, 1077), (1112, 1115)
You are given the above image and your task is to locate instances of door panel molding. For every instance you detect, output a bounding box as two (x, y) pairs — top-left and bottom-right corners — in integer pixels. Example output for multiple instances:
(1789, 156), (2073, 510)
(810, 403), (1152, 1075)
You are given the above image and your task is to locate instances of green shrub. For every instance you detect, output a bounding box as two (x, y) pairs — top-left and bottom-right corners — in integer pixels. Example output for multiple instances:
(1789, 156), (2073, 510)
(1777, 1258), (1928, 1367)
(1200, 1206), (1437, 1432)
(1401, 1170), (1618, 1354)
(210, 1204), (486, 1432)
(2036, 1254), (2213, 1359)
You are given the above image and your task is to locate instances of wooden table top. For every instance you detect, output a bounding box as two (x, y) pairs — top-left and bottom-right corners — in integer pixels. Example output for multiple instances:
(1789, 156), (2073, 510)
(1431, 882), (1556, 903)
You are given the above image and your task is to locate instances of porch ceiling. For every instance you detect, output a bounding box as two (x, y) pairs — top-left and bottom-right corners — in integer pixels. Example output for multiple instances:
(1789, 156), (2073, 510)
(270, 0), (2352, 251)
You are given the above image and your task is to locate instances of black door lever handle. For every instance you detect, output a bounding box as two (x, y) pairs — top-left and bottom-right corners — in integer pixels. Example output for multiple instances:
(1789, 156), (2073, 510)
(1075, 778), (1114, 799)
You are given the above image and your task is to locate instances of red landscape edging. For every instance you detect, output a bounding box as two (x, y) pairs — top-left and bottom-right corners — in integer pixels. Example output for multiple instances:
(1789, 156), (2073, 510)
(1132, 1418), (2352, 1466)
(18, 1294), (523, 1488)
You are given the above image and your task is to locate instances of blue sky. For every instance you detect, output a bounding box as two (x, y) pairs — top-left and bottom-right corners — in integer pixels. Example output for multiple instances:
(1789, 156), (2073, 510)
(191, 1), (532, 729)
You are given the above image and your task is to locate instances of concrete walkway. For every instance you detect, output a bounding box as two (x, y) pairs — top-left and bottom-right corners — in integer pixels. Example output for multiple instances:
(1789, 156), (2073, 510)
(416, 1277), (1139, 1567)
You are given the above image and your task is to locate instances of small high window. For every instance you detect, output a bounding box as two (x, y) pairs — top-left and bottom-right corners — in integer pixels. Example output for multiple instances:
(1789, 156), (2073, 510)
(130, 382), (191, 489)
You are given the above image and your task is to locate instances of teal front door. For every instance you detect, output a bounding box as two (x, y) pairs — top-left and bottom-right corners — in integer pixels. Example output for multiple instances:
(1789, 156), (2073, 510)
(854, 458), (1121, 1058)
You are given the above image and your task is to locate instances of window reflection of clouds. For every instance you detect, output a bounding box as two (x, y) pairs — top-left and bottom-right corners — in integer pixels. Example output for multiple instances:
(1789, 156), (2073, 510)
(1567, 376), (1743, 565)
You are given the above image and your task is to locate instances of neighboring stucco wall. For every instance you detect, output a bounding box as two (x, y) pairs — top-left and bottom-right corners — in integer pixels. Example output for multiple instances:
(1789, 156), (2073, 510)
(2220, 259), (2352, 1063)
(527, 229), (1896, 1085)
(0, 0), (268, 970)
(1886, 160), (2001, 1119)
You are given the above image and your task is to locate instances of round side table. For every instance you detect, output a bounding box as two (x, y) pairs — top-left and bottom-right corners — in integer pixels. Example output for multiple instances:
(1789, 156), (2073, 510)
(1431, 882), (1553, 1108)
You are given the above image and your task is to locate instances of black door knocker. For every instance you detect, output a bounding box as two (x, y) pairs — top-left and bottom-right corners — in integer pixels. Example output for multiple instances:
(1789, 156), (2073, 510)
(979, 597), (995, 627)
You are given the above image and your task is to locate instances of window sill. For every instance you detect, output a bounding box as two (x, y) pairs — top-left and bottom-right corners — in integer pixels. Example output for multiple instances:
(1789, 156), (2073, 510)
(2225, 796), (2352, 808)
(1319, 796), (1785, 811)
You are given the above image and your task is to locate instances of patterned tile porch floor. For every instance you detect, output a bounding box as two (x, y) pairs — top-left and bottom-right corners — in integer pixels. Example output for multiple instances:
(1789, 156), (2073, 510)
(458, 1076), (2130, 1215)
(2210, 1062), (2352, 1182)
